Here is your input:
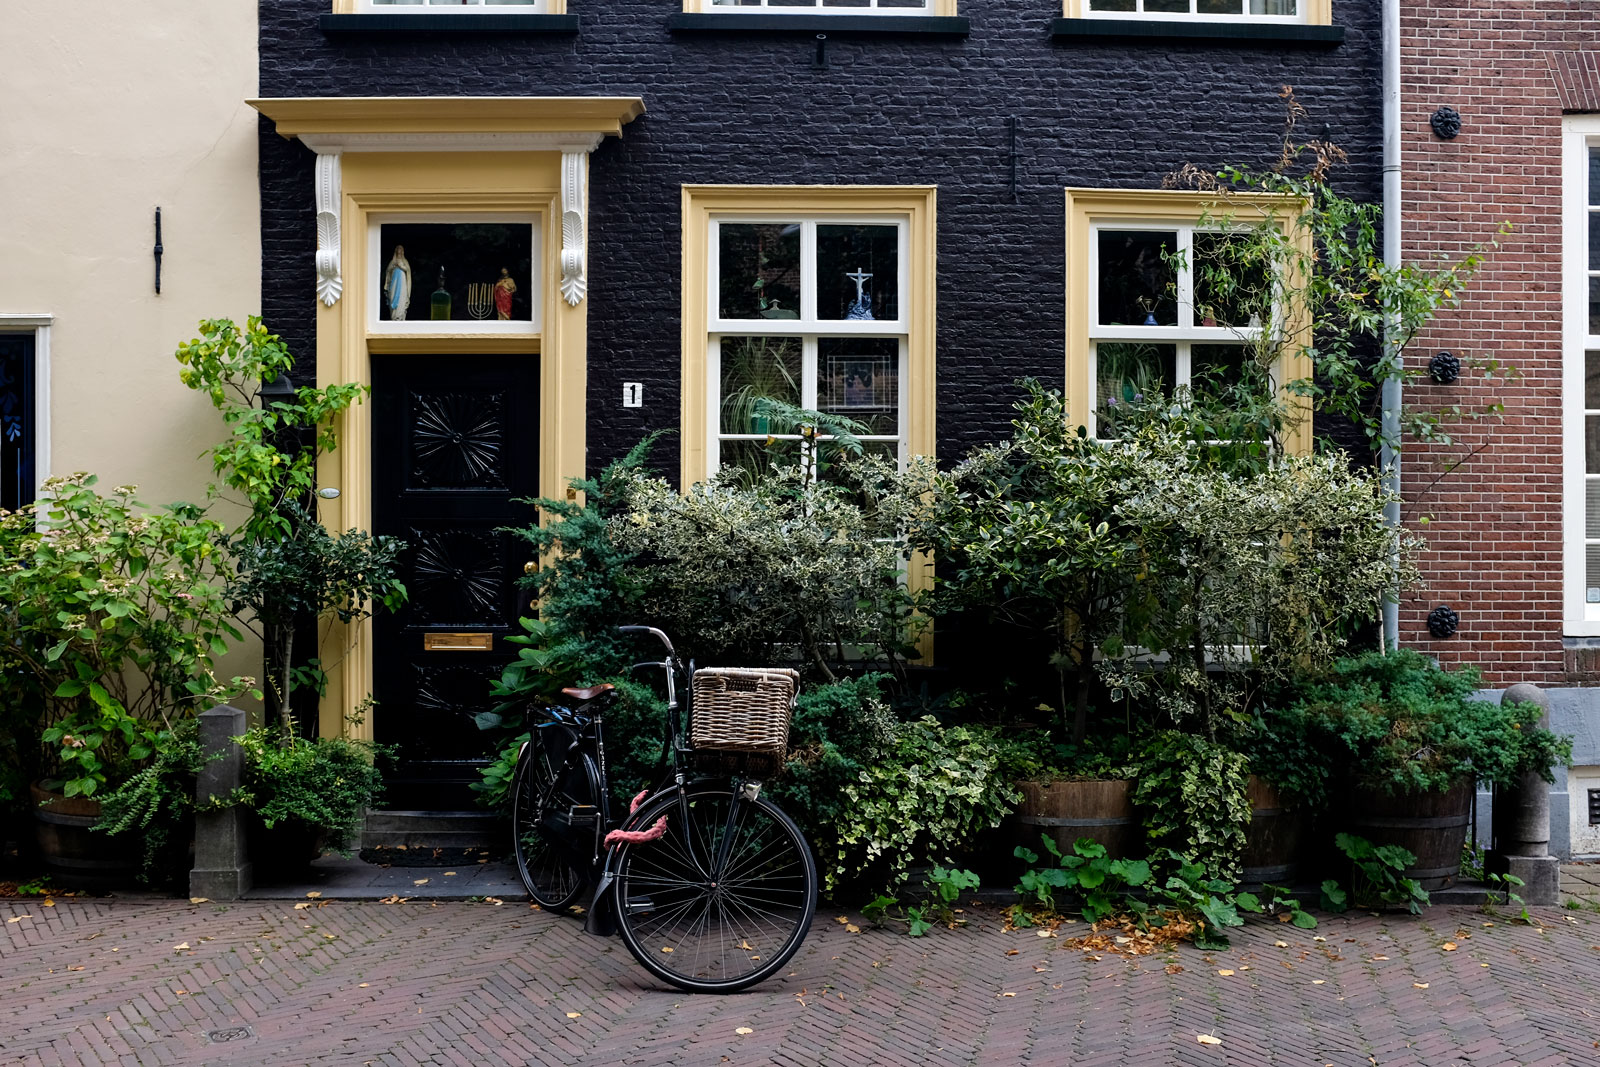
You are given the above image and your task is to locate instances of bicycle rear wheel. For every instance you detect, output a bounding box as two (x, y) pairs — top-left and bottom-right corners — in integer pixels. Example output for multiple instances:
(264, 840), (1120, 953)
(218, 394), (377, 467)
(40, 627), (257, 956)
(511, 722), (590, 911)
(613, 784), (817, 993)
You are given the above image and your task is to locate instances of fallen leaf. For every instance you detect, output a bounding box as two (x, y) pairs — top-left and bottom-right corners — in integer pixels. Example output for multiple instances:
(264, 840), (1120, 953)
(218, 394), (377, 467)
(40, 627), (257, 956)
(175, 990), (187, 995)
(1165, 964), (1184, 975)
(67, 966), (84, 971)
(293, 903), (313, 911)
(42, 900), (53, 908)
(1036, 929), (1056, 938)
(566, 1012), (582, 1019)
(305, 892), (322, 899)
(1413, 982), (1429, 989)
(1312, 980), (1326, 985)
(1274, 940), (1289, 948)
(7, 916), (32, 923)
(1001, 992), (1016, 998)
(1197, 1034), (1223, 1046)
(661, 946), (674, 953)
(485, 898), (504, 906)
(735, 1027), (754, 1035)
(358, 983), (369, 988)
(1006, 949), (1020, 956)
(189, 898), (210, 905)
(173, 942), (190, 951)
(1217, 969), (1234, 976)
(1372, 955), (1389, 961)
(1312, 936), (1327, 942)
(835, 916), (849, 924)
(845, 924), (860, 933)
(413, 879), (430, 886)
(323, 934), (336, 940)
(737, 940), (755, 951)
(1442, 942), (1458, 952)
(443, 872), (457, 877)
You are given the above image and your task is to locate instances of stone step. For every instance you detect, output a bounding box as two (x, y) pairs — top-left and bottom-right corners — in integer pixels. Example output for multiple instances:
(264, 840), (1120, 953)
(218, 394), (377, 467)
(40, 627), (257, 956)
(362, 810), (504, 850)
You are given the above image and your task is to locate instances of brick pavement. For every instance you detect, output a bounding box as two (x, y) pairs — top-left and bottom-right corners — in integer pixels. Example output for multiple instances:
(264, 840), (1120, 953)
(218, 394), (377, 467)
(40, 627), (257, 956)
(4, 896), (1600, 1067)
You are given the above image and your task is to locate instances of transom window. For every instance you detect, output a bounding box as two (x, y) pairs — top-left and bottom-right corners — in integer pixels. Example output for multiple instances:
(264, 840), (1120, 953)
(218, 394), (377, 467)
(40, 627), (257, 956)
(708, 217), (908, 480)
(1084, 0), (1297, 17)
(1089, 222), (1269, 436)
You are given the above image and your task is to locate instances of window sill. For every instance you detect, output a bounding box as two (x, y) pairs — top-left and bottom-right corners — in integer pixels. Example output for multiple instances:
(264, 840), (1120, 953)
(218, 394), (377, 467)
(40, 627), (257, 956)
(667, 13), (970, 35)
(1049, 17), (1343, 44)
(319, 13), (580, 34)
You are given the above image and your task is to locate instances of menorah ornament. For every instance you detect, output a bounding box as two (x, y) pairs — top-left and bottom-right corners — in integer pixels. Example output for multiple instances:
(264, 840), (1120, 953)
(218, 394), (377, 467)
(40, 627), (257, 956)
(467, 282), (494, 320)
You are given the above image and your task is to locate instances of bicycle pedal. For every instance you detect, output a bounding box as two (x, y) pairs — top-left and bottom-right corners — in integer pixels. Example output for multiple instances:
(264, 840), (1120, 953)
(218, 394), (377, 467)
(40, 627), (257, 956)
(567, 805), (600, 826)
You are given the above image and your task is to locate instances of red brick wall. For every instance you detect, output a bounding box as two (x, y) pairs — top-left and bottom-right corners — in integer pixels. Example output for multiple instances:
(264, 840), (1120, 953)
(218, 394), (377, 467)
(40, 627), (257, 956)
(1399, 3), (1597, 685)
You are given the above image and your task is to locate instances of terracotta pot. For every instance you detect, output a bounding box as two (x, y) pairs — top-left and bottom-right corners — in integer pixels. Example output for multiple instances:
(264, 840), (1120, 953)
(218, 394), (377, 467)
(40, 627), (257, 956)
(29, 781), (139, 891)
(1240, 775), (1306, 887)
(1339, 778), (1474, 892)
(1008, 778), (1138, 862)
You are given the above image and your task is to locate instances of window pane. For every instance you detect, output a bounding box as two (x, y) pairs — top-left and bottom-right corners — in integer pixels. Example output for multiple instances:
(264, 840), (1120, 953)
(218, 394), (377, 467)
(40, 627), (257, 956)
(1588, 414), (1600, 474)
(1591, 212), (1600, 271)
(1098, 231), (1178, 326)
(817, 225), (899, 322)
(718, 439), (803, 486)
(1194, 232), (1269, 328)
(819, 337), (899, 435)
(1088, 0), (1137, 10)
(719, 223), (801, 320)
(1591, 148), (1600, 206)
(1587, 544), (1600, 605)
(1145, 0), (1190, 11)
(1190, 344), (1251, 403)
(1587, 480), (1600, 539)
(720, 336), (802, 434)
(1593, 277), (1600, 337)
(1097, 342), (1176, 407)
(1586, 351), (1600, 409)
(1249, 0), (1296, 12)
(376, 222), (533, 323)
(1198, 0), (1242, 12)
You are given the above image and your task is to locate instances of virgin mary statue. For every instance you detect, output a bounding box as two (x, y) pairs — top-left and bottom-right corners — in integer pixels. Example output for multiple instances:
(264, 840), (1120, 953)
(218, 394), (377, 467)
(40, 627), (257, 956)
(383, 245), (413, 321)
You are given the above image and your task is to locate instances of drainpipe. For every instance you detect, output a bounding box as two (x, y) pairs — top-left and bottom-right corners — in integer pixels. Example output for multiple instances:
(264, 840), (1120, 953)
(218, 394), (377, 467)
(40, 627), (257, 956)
(1380, 0), (1403, 652)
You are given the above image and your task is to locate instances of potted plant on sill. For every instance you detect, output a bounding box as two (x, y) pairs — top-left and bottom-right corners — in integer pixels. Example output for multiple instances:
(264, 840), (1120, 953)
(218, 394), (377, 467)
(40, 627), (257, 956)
(0, 476), (252, 889)
(1286, 648), (1571, 892)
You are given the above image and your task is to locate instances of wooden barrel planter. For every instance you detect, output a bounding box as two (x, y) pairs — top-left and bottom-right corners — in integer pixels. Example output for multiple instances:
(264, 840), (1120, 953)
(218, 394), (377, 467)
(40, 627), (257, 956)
(1241, 776), (1305, 886)
(1341, 778), (1474, 892)
(1009, 778), (1138, 862)
(29, 782), (139, 891)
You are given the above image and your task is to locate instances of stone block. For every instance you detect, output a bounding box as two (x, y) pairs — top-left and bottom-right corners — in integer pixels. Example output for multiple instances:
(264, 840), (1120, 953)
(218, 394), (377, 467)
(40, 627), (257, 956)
(1487, 852), (1560, 906)
(190, 705), (254, 901)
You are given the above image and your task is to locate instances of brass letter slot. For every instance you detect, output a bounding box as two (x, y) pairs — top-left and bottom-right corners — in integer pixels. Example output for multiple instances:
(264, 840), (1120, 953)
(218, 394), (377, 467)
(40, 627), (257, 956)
(423, 632), (493, 652)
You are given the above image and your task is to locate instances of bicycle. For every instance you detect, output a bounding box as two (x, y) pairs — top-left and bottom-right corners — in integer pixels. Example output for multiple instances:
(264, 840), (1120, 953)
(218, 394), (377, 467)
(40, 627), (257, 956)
(508, 625), (818, 993)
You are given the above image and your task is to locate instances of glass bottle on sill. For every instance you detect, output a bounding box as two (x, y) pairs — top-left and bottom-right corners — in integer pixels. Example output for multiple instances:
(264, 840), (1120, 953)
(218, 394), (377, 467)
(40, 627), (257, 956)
(431, 267), (452, 321)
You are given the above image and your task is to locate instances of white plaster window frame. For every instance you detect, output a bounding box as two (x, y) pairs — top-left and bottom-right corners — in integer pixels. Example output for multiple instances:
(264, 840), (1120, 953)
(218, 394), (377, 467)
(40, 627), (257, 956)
(1563, 116), (1600, 635)
(1086, 218), (1270, 439)
(354, 1), (553, 11)
(366, 213), (543, 336)
(1077, 2), (1305, 23)
(0, 315), (51, 506)
(705, 213), (910, 479)
(697, 0), (932, 12)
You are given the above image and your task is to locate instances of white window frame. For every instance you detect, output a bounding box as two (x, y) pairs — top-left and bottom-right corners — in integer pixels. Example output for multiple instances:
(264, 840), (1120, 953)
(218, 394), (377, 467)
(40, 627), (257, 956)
(355, 0), (553, 12)
(695, 0), (937, 13)
(1563, 117), (1600, 634)
(1086, 219), (1271, 439)
(366, 213), (541, 337)
(0, 314), (51, 508)
(706, 215), (910, 479)
(1079, 0), (1304, 23)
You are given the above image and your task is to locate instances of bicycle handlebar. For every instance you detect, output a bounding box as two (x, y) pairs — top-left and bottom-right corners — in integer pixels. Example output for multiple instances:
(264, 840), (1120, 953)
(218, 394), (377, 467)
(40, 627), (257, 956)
(617, 625), (677, 662)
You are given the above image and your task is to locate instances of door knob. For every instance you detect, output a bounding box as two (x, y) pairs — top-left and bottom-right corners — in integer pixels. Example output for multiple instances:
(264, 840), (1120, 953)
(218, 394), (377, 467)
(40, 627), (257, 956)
(523, 561), (537, 575)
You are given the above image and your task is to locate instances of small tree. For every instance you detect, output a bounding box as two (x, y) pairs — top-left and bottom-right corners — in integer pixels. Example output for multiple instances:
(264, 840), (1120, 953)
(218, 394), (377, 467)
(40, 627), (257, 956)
(176, 317), (406, 735)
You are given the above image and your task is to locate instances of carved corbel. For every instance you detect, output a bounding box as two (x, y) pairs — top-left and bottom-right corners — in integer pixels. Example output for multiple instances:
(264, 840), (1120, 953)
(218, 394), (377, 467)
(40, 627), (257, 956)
(314, 153), (343, 307)
(560, 150), (587, 307)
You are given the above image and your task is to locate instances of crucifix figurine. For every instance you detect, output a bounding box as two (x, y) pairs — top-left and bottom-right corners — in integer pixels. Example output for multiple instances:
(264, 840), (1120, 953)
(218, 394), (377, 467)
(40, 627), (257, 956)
(846, 268), (874, 321)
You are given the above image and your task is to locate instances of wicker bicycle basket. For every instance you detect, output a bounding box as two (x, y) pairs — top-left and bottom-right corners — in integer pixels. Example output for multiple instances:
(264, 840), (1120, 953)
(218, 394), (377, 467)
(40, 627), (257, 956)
(689, 667), (800, 766)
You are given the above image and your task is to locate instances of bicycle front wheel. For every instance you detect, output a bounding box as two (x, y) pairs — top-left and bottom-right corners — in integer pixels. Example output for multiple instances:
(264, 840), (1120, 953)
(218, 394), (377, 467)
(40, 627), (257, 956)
(511, 722), (590, 911)
(613, 784), (817, 993)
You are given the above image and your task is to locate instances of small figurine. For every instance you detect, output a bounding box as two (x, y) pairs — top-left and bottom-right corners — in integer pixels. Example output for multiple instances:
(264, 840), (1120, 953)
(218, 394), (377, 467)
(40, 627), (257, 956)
(494, 267), (517, 320)
(383, 245), (412, 321)
(846, 268), (874, 321)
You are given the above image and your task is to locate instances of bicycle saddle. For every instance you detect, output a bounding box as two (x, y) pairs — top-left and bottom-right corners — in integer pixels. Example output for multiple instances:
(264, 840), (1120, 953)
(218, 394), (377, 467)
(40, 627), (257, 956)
(561, 682), (615, 702)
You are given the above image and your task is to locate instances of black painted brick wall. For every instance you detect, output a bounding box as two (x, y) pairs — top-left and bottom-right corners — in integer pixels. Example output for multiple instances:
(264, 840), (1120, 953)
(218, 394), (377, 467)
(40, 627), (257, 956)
(259, 0), (1380, 475)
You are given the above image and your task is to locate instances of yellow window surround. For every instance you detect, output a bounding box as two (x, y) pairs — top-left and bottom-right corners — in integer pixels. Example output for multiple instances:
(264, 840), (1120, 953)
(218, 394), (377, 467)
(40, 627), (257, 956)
(681, 0), (957, 13)
(680, 184), (937, 489)
(1064, 186), (1312, 456)
(334, 0), (569, 13)
(1061, 0), (1329, 22)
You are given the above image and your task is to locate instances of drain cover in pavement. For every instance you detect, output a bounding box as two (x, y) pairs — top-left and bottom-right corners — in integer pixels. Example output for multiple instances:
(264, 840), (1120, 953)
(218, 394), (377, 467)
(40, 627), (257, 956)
(206, 1027), (254, 1043)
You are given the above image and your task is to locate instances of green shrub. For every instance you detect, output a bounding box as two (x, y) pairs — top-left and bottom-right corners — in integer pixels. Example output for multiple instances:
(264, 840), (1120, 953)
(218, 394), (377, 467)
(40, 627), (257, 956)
(1133, 730), (1252, 882)
(233, 730), (385, 853)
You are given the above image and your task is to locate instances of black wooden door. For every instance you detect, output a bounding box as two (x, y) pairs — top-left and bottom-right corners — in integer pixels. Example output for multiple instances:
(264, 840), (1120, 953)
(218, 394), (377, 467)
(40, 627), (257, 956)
(372, 355), (539, 810)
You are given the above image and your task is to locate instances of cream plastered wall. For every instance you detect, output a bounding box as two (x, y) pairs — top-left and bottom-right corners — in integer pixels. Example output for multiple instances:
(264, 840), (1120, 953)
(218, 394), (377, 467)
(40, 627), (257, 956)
(0, 2), (263, 688)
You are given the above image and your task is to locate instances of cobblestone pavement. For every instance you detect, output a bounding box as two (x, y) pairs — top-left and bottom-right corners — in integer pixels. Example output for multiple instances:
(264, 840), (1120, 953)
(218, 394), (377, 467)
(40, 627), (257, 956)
(5, 896), (1600, 1067)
